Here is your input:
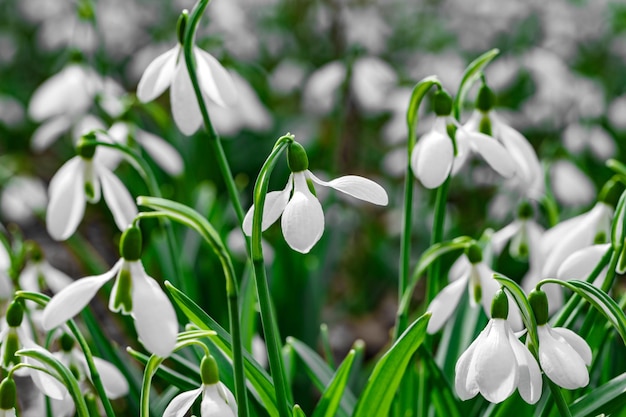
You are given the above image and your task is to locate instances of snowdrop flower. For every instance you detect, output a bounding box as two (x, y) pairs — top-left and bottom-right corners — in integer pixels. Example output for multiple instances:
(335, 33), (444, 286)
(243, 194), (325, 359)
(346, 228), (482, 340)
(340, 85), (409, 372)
(411, 89), (515, 189)
(550, 160), (595, 207)
(108, 122), (184, 176)
(242, 142), (388, 253)
(491, 201), (543, 263)
(0, 176), (47, 224)
(462, 81), (543, 198)
(427, 244), (523, 333)
(19, 242), (72, 295)
(136, 13), (237, 136)
(557, 243), (610, 288)
(456, 289), (542, 404)
(42, 226), (178, 357)
(46, 137), (137, 241)
(530, 290), (591, 389)
(163, 355), (237, 417)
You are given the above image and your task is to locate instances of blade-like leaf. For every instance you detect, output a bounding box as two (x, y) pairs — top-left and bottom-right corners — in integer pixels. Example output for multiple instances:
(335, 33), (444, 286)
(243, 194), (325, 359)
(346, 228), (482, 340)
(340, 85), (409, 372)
(353, 313), (431, 417)
(311, 350), (356, 417)
(453, 48), (500, 119)
(570, 373), (626, 417)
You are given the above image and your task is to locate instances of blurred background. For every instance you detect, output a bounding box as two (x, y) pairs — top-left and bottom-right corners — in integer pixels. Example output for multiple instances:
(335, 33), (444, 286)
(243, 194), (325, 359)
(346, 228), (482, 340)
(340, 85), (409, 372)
(1, 0), (626, 412)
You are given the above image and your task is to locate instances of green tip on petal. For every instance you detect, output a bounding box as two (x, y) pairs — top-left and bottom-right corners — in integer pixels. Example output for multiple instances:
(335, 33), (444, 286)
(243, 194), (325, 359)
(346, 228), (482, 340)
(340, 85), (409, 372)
(5, 300), (23, 328)
(2, 331), (19, 369)
(111, 266), (133, 314)
(529, 289), (549, 325)
(465, 243), (483, 264)
(200, 355), (220, 385)
(433, 89), (453, 116)
(177, 10), (189, 45)
(0, 378), (16, 410)
(120, 226), (143, 261)
(76, 135), (97, 159)
(287, 142), (309, 173)
(491, 288), (509, 320)
(476, 82), (496, 112)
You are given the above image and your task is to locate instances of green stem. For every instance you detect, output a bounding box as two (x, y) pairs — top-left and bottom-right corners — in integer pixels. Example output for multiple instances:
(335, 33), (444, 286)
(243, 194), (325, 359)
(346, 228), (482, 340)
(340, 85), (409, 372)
(183, 0), (246, 228)
(546, 378), (572, 417)
(251, 135), (294, 417)
(426, 176), (450, 304)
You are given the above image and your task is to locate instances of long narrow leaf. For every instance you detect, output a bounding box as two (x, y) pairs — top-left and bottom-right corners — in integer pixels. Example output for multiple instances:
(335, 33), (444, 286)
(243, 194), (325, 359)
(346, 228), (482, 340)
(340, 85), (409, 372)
(311, 350), (356, 417)
(570, 372), (626, 416)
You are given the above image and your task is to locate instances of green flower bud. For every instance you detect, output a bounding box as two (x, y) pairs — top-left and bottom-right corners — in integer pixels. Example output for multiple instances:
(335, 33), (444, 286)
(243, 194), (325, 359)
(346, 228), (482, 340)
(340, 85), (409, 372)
(60, 333), (75, 352)
(287, 142), (309, 173)
(200, 355), (220, 385)
(5, 301), (23, 328)
(120, 226), (143, 261)
(111, 266), (133, 314)
(177, 10), (189, 45)
(76, 135), (97, 160)
(465, 243), (483, 264)
(433, 89), (453, 116)
(529, 289), (549, 325)
(491, 289), (509, 320)
(0, 378), (16, 410)
(476, 83), (496, 112)
(517, 201), (534, 220)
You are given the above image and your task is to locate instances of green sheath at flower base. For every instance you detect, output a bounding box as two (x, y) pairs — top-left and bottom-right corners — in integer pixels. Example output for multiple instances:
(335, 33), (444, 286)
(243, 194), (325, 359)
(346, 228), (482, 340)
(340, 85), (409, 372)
(120, 226), (143, 261)
(176, 10), (188, 46)
(60, 333), (75, 352)
(433, 89), (453, 116)
(287, 142), (309, 173)
(0, 378), (16, 410)
(491, 289), (509, 319)
(529, 289), (549, 326)
(5, 301), (23, 328)
(76, 135), (97, 160)
(465, 243), (483, 264)
(200, 355), (220, 385)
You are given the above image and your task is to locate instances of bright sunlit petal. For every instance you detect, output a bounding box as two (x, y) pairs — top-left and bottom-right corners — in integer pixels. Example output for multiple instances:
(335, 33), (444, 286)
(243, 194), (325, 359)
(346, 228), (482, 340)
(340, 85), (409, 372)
(281, 173), (324, 253)
(307, 171), (388, 206)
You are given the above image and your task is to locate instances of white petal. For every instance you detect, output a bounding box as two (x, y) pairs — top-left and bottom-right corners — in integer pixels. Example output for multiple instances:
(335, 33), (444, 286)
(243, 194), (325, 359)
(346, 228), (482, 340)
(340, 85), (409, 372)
(242, 179), (293, 235)
(201, 384), (237, 417)
(413, 129), (453, 189)
(46, 158), (86, 241)
(41, 260), (121, 330)
(98, 165), (137, 232)
(557, 244), (610, 282)
(130, 262), (178, 357)
(551, 327), (592, 365)
(475, 320), (518, 403)
(163, 387), (202, 417)
(426, 276), (467, 334)
(39, 262), (73, 294)
(28, 361), (68, 400)
(136, 46), (179, 103)
(91, 356), (129, 398)
(475, 263), (501, 318)
(449, 255), (470, 282)
(455, 321), (492, 400)
(461, 130), (516, 178)
(537, 325), (589, 389)
(281, 173), (324, 253)
(31, 117), (71, 152)
(171, 62), (203, 136)
(307, 171), (388, 206)
(490, 221), (521, 255)
(451, 127), (471, 175)
(194, 48), (238, 108)
(135, 129), (184, 176)
(217, 382), (238, 415)
(508, 331), (542, 404)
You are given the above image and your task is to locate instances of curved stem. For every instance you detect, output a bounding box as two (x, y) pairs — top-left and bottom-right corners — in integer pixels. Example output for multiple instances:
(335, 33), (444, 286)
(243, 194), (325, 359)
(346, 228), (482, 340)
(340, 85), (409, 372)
(251, 135), (294, 417)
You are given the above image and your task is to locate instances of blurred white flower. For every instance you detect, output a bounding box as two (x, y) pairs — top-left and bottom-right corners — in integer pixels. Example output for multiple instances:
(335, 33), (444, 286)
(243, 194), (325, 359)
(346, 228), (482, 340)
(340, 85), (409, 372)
(243, 168), (388, 254)
(563, 123), (616, 161)
(608, 95), (626, 131)
(537, 324), (591, 390)
(42, 227), (178, 357)
(136, 42), (237, 136)
(302, 61), (346, 115)
(45, 142), (137, 241)
(269, 60), (307, 95)
(0, 95), (24, 127)
(0, 176), (47, 224)
(557, 243), (610, 288)
(550, 160), (595, 207)
(341, 6), (391, 54)
(351, 57), (397, 114)
(19, 251), (72, 296)
(410, 117), (454, 189)
(455, 315), (541, 404)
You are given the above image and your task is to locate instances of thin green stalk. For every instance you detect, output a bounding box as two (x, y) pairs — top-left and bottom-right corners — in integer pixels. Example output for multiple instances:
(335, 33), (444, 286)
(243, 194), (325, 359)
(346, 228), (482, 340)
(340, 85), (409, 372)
(183, 0), (246, 228)
(426, 176), (450, 304)
(251, 135), (294, 417)
(545, 378), (573, 417)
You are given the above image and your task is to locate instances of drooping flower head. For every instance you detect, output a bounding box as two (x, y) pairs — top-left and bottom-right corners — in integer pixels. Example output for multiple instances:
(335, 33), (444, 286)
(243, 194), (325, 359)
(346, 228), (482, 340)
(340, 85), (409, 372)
(46, 135), (137, 241)
(455, 289), (542, 404)
(163, 354), (237, 417)
(0, 377), (16, 417)
(243, 141), (388, 253)
(42, 226), (178, 357)
(136, 11), (237, 136)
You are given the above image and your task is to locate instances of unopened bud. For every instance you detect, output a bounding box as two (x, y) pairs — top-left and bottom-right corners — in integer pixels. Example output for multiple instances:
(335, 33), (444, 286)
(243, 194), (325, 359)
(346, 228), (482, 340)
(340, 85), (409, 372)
(433, 89), (453, 116)
(490, 289), (509, 320)
(287, 142), (309, 173)
(120, 226), (142, 261)
(200, 355), (220, 385)
(529, 289), (549, 325)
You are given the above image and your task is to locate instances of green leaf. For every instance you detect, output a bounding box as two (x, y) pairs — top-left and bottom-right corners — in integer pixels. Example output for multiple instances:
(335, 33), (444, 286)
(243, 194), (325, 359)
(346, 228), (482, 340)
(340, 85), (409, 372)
(570, 373), (626, 417)
(453, 48), (500, 119)
(287, 337), (356, 417)
(611, 189), (626, 251)
(419, 346), (462, 417)
(293, 405), (307, 417)
(352, 313), (431, 417)
(165, 282), (279, 417)
(494, 274), (538, 347)
(311, 350), (356, 417)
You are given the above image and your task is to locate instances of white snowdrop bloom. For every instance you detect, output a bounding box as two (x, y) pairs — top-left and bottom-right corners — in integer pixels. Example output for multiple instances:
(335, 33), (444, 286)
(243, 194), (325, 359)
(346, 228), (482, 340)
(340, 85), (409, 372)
(557, 243), (610, 288)
(351, 56), (397, 114)
(42, 227), (178, 357)
(0, 243), (12, 301)
(341, 6), (391, 54)
(242, 142), (388, 253)
(608, 95), (626, 130)
(563, 123), (616, 161)
(163, 355), (237, 417)
(302, 61), (346, 115)
(455, 290), (542, 404)
(19, 252), (72, 295)
(0, 95), (24, 127)
(541, 201), (613, 279)
(0, 176), (47, 225)
(550, 160), (595, 207)
(136, 36), (237, 136)
(490, 202), (544, 264)
(108, 122), (184, 176)
(45, 139), (137, 241)
(426, 246), (523, 334)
